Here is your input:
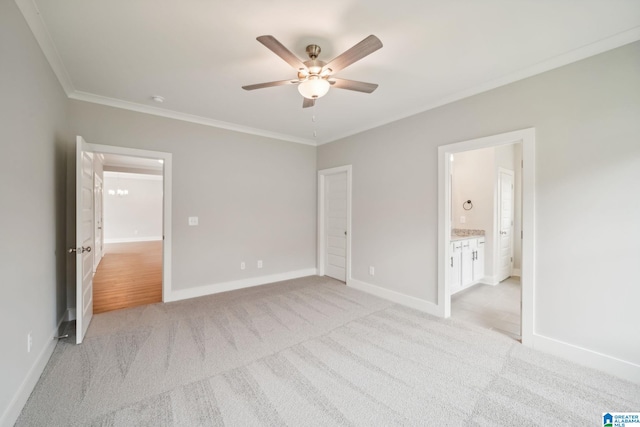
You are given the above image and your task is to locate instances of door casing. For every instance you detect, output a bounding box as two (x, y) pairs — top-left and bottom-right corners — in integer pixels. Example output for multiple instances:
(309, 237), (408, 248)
(72, 138), (172, 330)
(438, 128), (535, 346)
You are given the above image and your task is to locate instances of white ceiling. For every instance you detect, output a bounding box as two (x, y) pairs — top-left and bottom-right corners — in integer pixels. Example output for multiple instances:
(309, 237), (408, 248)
(18, 0), (640, 145)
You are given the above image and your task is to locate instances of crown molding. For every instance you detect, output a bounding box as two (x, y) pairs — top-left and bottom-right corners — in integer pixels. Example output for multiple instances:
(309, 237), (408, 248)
(317, 26), (640, 145)
(17, 0), (638, 148)
(15, 0), (74, 95)
(68, 91), (317, 146)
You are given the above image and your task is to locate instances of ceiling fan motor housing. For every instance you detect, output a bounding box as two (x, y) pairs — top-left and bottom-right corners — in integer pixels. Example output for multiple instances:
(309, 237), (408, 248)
(305, 44), (321, 60)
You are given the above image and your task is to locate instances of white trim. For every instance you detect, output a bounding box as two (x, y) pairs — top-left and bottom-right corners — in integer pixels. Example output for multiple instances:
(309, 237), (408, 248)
(69, 91), (317, 146)
(438, 128), (535, 347)
(317, 165), (352, 282)
(480, 275), (501, 286)
(166, 268), (318, 302)
(80, 142), (172, 305)
(104, 237), (163, 244)
(512, 268), (522, 277)
(532, 333), (640, 384)
(14, 0), (74, 95)
(0, 324), (58, 427)
(317, 27), (640, 145)
(348, 278), (443, 317)
(103, 171), (163, 181)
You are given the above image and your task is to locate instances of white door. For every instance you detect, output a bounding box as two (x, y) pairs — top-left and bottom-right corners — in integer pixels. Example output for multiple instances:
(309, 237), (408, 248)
(497, 168), (515, 282)
(93, 173), (103, 272)
(324, 171), (348, 282)
(75, 136), (94, 344)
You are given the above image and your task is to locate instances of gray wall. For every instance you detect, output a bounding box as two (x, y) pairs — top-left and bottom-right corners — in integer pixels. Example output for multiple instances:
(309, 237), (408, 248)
(0, 0), (71, 422)
(67, 101), (317, 292)
(318, 42), (640, 366)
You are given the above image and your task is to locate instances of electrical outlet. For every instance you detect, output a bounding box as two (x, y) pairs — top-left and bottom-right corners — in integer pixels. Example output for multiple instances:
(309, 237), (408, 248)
(27, 332), (32, 353)
(188, 216), (198, 226)
(257, 260), (263, 269)
(240, 262), (246, 270)
(369, 266), (375, 276)
(460, 215), (466, 224)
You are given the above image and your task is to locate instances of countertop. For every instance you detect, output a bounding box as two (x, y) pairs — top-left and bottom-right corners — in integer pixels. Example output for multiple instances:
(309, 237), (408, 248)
(451, 234), (485, 241)
(451, 229), (485, 241)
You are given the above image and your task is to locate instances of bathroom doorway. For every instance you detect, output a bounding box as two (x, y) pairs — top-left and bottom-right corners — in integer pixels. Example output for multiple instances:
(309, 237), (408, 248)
(438, 128), (535, 345)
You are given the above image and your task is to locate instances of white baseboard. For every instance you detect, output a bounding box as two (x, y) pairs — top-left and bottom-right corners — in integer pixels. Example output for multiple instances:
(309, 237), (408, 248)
(166, 268), (318, 302)
(104, 236), (162, 244)
(0, 323), (61, 427)
(347, 278), (443, 317)
(532, 333), (640, 384)
(480, 275), (500, 286)
(512, 268), (522, 277)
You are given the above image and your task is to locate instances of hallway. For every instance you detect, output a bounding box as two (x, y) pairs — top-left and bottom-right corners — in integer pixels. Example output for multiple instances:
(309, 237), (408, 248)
(93, 241), (162, 313)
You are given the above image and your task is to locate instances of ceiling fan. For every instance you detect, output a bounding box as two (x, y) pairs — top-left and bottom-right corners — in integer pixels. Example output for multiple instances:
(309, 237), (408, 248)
(242, 35), (383, 108)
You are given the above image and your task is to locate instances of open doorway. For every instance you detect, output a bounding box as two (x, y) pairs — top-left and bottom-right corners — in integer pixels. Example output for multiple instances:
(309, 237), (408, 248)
(92, 154), (164, 313)
(438, 128), (535, 346)
(448, 144), (522, 340)
(72, 138), (172, 343)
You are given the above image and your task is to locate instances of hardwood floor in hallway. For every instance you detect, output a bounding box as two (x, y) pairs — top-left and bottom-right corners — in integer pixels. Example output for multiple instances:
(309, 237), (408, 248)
(93, 241), (162, 314)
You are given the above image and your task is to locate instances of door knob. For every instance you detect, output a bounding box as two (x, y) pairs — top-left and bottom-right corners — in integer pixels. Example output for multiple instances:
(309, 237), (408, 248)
(69, 246), (91, 254)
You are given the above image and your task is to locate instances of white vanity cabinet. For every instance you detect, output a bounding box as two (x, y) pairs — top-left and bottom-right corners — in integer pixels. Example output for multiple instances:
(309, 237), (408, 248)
(449, 236), (485, 294)
(472, 237), (485, 282)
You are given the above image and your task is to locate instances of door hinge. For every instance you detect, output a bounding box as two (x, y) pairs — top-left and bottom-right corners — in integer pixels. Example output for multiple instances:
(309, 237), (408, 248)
(511, 257), (513, 262)
(521, 230), (523, 239)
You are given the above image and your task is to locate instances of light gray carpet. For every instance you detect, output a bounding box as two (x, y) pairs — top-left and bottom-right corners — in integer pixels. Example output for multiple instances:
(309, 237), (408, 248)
(16, 276), (640, 426)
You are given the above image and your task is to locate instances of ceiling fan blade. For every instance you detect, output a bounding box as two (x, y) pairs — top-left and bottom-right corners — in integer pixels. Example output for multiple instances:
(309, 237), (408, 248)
(242, 79), (298, 91)
(302, 98), (315, 108)
(330, 78), (378, 93)
(324, 35), (382, 74)
(256, 35), (307, 71)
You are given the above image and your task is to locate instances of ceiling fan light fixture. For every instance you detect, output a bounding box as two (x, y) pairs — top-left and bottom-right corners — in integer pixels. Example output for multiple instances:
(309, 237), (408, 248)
(298, 76), (330, 99)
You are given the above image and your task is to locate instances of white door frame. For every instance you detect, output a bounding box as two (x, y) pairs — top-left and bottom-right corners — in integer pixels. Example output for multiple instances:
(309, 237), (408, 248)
(438, 128), (535, 345)
(80, 141), (173, 303)
(495, 167), (515, 282)
(318, 165), (352, 282)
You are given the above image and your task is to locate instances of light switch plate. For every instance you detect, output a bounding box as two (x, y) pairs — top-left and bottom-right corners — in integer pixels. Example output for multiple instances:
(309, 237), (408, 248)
(188, 216), (198, 226)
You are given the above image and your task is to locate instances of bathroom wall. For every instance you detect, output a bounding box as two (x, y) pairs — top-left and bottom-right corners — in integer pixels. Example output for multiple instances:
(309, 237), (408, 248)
(451, 144), (522, 281)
